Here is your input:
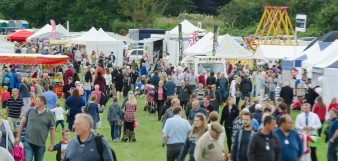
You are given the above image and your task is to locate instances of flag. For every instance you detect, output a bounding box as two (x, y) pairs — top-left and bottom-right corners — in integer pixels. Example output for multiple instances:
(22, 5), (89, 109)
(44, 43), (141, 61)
(50, 19), (56, 39)
(189, 31), (198, 46)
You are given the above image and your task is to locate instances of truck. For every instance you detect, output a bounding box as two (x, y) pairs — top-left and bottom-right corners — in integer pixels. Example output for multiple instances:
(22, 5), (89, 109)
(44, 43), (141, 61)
(128, 29), (165, 41)
(181, 56), (227, 75)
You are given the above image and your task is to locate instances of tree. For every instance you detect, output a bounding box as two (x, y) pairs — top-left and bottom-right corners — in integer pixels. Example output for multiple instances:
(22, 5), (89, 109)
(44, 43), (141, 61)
(193, 0), (230, 15)
(160, 0), (197, 16)
(315, 3), (338, 33)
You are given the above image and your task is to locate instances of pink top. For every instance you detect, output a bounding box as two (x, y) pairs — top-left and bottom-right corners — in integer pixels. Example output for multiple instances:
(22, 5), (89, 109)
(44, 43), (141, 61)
(1, 91), (10, 102)
(76, 85), (84, 96)
(91, 90), (101, 104)
(158, 88), (163, 100)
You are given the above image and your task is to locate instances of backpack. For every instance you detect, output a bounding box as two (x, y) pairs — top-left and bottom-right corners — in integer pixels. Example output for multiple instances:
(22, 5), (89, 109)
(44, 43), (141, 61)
(3, 74), (11, 84)
(100, 92), (108, 106)
(95, 135), (117, 161)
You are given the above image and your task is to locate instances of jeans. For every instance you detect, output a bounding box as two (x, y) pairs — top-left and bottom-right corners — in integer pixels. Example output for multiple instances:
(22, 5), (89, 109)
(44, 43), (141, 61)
(156, 100), (165, 121)
(225, 127), (233, 152)
(84, 90), (91, 105)
(24, 140), (46, 161)
(318, 120), (325, 137)
(55, 120), (65, 130)
(166, 143), (184, 161)
(110, 121), (119, 140)
(327, 141), (338, 161)
(130, 83), (135, 92)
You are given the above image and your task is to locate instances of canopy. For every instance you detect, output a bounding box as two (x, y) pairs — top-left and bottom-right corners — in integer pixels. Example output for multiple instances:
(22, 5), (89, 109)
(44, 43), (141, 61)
(293, 42), (331, 67)
(302, 40), (338, 69)
(0, 54), (69, 65)
(169, 19), (205, 35)
(7, 30), (34, 42)
(254, 45), (306, 59)
(304, 31), (338, 51)
(184, 32), (214, 55)
(26, 24), (67, 42)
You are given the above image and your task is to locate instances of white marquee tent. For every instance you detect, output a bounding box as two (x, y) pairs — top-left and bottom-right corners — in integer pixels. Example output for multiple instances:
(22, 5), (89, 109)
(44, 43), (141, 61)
(302, 40), (338, 69)
(254, 45), (306, 60)
(26, 24), (67, 42)
(165, 19), (206, 66)
(71, 27), (124, 66)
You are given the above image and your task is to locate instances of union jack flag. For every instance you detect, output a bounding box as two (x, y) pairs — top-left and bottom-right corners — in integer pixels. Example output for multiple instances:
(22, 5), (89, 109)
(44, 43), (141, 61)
(189, 31), (198, 46)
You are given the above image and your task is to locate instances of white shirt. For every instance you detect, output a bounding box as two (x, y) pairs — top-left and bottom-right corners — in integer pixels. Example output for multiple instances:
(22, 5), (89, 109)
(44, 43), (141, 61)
(230, 80), (237, 97)
(295, 112), (322, 136)
(172, 74), (183, 86)
(0, 146), (14, 161)
(51, 106), (65, 121)
(104, 73), (112, 85)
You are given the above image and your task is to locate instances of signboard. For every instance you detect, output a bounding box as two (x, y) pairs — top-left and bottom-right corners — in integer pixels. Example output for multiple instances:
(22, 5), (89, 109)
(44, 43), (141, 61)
(296, 14), (307, 32)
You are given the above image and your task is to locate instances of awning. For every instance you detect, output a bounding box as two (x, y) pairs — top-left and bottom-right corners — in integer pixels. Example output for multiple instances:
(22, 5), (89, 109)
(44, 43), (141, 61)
(0, 54), (70, 65)
(7, 30), (34, 42)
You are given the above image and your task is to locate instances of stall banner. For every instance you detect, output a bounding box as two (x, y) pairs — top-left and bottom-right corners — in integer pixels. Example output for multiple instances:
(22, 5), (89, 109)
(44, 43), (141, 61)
(0, 54), (69, 65)
(50, 19), (56, 39)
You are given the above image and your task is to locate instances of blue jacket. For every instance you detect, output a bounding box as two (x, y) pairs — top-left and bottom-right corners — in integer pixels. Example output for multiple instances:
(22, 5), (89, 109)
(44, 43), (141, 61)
(63, 133), (113, 161)
(164, 81), (176, 96)
(140, 66), (147, 76)
(188, 108), (208, 124)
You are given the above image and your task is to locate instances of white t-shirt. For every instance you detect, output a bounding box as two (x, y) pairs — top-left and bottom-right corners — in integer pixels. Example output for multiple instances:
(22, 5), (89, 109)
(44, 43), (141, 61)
(51, 107), (65, 121)
(104, 74), (112, 85)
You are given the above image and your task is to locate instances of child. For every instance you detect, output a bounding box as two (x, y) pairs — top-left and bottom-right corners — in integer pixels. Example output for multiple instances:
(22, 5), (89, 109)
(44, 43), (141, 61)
(274, 82), (282, 101)
(52, 129), (71, 161)
(51, 102), (65, 130)
(0, 86), (10, 109)
(300, 127), (315, 161)
(10, 131), (24, 161)
(292, 96), (303, 111)
(144, 84), (155, 114)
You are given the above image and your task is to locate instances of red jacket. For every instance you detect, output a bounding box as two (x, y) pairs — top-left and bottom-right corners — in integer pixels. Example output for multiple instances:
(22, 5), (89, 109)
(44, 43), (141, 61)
(329, 103), (338, 111)
(312, 103), (326, 121)
(65, 69), (74, 83)
(198, 75), (206, 87)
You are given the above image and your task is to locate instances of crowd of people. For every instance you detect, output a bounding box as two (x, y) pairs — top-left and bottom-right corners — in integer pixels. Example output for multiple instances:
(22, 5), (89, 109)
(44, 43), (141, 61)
(0, 50), (338, 161)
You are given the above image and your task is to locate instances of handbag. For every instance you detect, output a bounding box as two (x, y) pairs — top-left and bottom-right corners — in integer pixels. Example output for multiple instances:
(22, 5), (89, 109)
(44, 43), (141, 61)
(112, 105), (122, 126)
(100, 92), (108, 106)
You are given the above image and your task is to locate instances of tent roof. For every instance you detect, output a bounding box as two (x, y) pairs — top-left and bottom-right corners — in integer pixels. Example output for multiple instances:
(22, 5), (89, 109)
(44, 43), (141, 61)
(7, 30), (34, 42)
(97, 28), (118, 41)
(169, 19), (205, 35)
(215, 34), (252, 59)
(71, 27), (120, 45)
(303, 31), (338, 51)
(302, 40), (338, 68)
(184, 32), (214, 55)
(313, 41), (338, 69)
(26, 24), (68, 41)
(254, 45), (306, 60)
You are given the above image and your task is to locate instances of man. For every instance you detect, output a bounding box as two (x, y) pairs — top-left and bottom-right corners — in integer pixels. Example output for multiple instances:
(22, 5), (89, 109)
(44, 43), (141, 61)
(185, 68), (198, 92)
(162, 99), (180, 127)
(177, 80), (191, 110)
(11, 68), (20, 89)
(65, 65), (74, 84)
(172, 69), (183, 88)
(206, 71), (216, 86)
(295, 102), (322, 161)
(129, 67), (139, 92)
(194, 122), (227, 161)
(208, 111), (225, 146)
(150, 71), (160, 88)
(185, 93), (198, 118)
(40, 73), (52, 92)
(123, 66), (131, 97)
(43, 85), (58, 110)
(274, 115), (302, 161)
(279, 81), (293, 113)
(275, 103), (288, 125)
(188, 100), (207, 125)
(218, 73), (228, 104)
(240, 74), (252, 100)
(327, 109), (338, 161)
(164, 77), (176, 97)
(15, 95), (56, 161)
(253, 104), (263, 125)
(232, 111), (256, 161)
(163, 106), (191, 161)
(268, 73), (278, 102)
(63, 113), (114, 161)
(198, 71), (206, 87)
(247, 115), (280, 161)
(5, 88), (24, 131)
(194, 83), (205, 103)
(201, 96), (215, 115)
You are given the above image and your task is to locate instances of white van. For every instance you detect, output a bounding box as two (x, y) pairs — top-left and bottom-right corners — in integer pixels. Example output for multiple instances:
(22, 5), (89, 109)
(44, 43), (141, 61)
(182, 56), (227, 75)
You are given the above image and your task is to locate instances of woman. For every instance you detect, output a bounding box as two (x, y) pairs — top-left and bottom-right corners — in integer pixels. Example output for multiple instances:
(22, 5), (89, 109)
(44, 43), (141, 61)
(155, 80), (167, 121)
(107, 97), (122, 141)
(94, 71), (106, 92)
(241, 97), (251, 110)
(124, 92), (137, 142)
(161, 96), (174, 119)
(206, 71), (216, 86)
(83, 69), (93, 104)
(84, 94), (99, 130)
(72, 72), (80, 83)
(230, 75), (238, 104)
(328, 97), (338, 111)
(159, 68), (167, 83)
(19, 77), (31, 113)
(115, 69), (124, 99)
(104, 68), (112, 97)
(312, 96), (326, 137)
(31, 79), (43, 96)
(220, 97), (239, 152)
(235, 76), (241, 107)
(91, 51), (97, 67)
(178, 113), (208, 161)
(0, 110), (14, 150)
(65, 88), (85, 131)
(204, 85), (215, 106)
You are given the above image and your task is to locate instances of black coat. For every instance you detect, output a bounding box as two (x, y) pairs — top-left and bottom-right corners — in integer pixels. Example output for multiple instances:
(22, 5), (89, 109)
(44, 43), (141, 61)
(206, 76), (216, 85)
(220, 105), (239, 128)
(280, 86), (293, 104)
(240, 78), (252, 94)
(154, 87), (167, 102)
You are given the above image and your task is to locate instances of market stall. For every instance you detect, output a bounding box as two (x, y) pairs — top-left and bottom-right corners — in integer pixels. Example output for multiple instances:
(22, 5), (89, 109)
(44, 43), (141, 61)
(7, 30), (34, 42)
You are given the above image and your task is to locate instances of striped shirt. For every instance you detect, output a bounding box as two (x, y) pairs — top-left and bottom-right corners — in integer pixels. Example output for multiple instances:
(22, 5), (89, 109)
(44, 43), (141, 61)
(275, 86), (282, 101)
(6, 96), (24, 118)
(124, 102), (136, 122)
(195, 89), (205, 102)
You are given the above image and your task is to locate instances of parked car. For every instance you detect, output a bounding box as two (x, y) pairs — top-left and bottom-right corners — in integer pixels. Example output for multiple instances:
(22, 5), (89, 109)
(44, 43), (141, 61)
(126, 49), (144, 62)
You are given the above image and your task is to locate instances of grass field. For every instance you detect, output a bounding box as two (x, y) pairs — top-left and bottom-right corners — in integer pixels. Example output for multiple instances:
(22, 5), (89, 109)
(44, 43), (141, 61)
(34, 97), (329, 161)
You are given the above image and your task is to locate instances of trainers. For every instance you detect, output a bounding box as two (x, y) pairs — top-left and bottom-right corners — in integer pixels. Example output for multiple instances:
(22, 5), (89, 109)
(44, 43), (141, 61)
(113, 139), (116, 142)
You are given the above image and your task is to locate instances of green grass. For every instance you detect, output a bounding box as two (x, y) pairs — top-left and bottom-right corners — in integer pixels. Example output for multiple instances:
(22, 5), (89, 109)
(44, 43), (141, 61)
(39, 98), (329, 161)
